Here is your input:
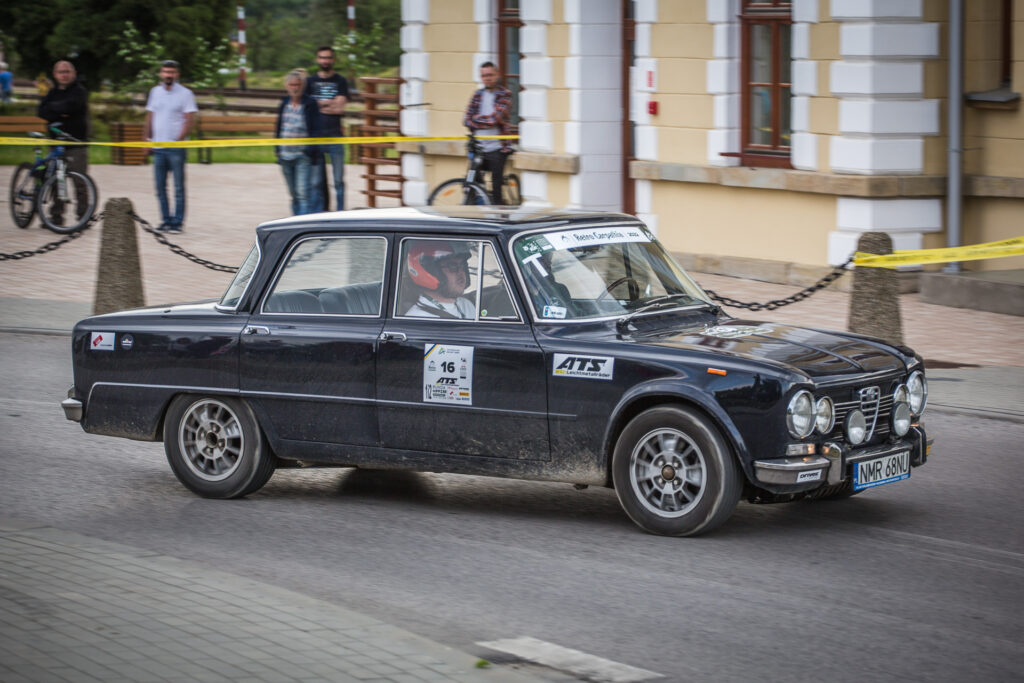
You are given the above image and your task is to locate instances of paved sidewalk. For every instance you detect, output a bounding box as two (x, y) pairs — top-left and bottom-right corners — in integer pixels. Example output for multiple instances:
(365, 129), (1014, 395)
(0, 516), (546, 683)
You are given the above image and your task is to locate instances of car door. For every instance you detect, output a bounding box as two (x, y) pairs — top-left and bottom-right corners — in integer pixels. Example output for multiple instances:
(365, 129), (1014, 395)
(376, 236), (550, 460)
(239, 234), (388, 450)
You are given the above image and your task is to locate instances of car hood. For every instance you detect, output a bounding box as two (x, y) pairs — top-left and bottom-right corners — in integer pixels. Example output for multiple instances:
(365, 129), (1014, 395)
(641, 319), (907, 379)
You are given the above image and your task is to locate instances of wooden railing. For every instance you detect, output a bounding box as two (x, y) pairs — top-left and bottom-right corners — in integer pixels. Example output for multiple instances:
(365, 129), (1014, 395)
(352, 77), (403, 207)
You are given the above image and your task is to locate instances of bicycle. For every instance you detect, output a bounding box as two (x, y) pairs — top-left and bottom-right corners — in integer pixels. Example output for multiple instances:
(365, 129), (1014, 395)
(9, 124), (99, 234)
(427, 130), (520, 207)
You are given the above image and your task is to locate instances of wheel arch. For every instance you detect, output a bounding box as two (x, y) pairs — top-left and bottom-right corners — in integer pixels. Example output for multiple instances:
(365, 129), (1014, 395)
(602, 383), (753, 487)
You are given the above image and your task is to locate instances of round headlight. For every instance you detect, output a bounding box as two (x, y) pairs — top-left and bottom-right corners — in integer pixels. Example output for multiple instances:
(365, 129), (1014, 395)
(787, 390), (815, 438)
(845, 409), (867, 445)
(907, 371), (927, 415)
(814, 396), (835, 434)
(892, 385), (911, 436)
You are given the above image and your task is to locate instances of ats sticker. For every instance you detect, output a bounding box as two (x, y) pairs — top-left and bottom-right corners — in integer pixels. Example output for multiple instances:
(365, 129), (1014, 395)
(552, 354), (614, 380)
(424, 344), (473, 405)
(90, 332), (115, 351)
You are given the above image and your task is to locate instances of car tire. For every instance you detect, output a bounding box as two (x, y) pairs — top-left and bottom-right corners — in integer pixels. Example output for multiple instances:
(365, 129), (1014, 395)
(612, 405), (741, 536)
(164, 395), (276, 499)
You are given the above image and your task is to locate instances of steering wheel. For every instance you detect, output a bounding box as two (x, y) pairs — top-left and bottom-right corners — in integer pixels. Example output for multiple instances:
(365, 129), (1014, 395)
(596, 276), (641, 303)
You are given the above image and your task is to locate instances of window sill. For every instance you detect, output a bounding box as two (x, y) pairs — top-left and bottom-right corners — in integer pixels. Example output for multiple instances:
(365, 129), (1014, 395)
(965, 87), (1021, 111)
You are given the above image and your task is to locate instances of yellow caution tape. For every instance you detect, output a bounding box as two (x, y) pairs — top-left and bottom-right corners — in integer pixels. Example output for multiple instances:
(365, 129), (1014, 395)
(0, 134), (519, 148)
(853, 236), (1024, 267)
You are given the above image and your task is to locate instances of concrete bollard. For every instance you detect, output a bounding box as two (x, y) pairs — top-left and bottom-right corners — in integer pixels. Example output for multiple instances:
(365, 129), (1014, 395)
(93, 198), (145, 316)
(848, 232), (903, 346)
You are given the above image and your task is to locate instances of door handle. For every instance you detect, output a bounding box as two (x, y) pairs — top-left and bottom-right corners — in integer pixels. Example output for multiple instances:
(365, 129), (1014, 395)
(379, 331), (407, 342)
(243, 325), (270, 336)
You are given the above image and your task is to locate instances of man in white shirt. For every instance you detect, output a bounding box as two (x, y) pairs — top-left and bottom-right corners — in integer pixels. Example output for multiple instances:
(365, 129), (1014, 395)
(144, 60), (197, 233)
(404, 242), (476, 319)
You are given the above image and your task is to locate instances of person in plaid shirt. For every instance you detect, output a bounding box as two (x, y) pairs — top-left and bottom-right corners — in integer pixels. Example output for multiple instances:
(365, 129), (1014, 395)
(463, 62), (513, 204)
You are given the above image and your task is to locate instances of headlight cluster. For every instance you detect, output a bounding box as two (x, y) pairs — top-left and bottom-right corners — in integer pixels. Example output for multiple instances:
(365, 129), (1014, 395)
(786, 390), (834, 439)
(787, 372), (927, 443)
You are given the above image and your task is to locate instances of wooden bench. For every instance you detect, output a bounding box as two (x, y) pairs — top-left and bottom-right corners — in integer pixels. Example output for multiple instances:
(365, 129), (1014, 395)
(0, 115), (48, 135)
(196, 114), (277, 163)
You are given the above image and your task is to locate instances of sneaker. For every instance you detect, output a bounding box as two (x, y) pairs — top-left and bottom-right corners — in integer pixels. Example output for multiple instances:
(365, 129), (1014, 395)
(164, 224), (182, 233)
(155, 223), (171, 232)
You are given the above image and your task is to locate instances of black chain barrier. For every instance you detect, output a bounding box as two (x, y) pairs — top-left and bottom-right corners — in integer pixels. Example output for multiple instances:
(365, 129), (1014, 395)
(703, 257), (853, 311)
(0, 212), (104, 261)
(131, 212), (239, 273)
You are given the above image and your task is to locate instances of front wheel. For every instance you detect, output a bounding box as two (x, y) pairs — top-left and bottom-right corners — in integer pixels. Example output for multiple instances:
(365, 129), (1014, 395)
(164, 395), (276, 499)
(612, 405), (741, 536)
(10, 162), (37, 228)
(37, 170), (98, 234)
(428, 179), (490, 206)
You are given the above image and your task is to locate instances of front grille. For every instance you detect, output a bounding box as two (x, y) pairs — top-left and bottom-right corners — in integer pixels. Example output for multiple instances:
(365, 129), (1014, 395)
(830, 385), (895, 443)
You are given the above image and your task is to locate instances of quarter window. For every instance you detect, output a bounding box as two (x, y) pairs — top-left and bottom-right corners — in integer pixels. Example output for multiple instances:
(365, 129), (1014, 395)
(263, 236), (387, 316)
(740, 0), (792, 167)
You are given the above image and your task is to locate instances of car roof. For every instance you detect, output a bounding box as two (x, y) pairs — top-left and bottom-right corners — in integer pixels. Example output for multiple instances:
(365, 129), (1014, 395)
(255, 206), (643, 239)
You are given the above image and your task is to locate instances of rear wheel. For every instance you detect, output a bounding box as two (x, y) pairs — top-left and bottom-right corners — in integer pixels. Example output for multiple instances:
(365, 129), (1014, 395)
(502, 173), (521, 206)
(164, 395), (276, 499)
(612, 405), (741, 536)
(9, 162), (37, 228)
(428, 179), (489, 206)
(38, 170), (98, 234)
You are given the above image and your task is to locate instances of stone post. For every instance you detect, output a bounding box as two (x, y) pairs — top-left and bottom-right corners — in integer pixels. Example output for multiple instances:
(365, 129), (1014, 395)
(848, 232), (903, 345)
(93, 198), (145, 316)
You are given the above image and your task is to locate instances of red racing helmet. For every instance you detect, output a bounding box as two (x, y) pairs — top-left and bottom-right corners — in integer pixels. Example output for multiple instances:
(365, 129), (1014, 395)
(406, 241), (471, 291)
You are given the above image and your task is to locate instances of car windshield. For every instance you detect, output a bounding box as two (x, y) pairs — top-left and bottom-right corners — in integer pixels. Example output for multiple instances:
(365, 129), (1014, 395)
(512, 223), (712, 321)
(219, 244), (260, 308)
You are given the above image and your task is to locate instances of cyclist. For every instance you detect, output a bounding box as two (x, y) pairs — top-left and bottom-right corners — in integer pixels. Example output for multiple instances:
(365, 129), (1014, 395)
(37, 60), (90, 226)
(404, 241), (476, 319)
(463, 62), (513, 205)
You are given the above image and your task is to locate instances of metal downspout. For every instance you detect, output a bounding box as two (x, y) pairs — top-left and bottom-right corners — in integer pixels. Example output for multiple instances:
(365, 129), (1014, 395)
(945, 0), (964, 273)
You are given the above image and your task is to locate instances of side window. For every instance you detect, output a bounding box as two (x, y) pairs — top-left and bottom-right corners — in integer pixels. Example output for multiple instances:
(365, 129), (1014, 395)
(263, 236), (387, 316)
(396, 238), (519, 322)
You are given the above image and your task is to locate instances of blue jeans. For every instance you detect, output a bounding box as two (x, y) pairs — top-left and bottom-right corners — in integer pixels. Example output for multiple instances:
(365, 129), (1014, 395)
(153, 149), (186, 227)
(310, 144), (345, 212)
(279, 155), (313, 215)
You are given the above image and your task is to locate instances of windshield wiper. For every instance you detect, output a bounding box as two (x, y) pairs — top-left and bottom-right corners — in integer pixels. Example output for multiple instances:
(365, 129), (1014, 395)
(616, 294), (719, 333)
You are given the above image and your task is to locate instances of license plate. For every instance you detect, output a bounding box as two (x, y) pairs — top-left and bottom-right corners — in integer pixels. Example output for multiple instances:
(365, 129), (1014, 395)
(853, 451), (910, 491)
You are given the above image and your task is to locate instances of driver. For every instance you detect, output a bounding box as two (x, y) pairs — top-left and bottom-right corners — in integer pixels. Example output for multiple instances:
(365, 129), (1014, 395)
(404, 241), (476, 318)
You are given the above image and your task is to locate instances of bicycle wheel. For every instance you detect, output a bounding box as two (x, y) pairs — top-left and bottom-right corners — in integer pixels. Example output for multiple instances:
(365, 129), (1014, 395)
(428, 179), (490, 206)
(38, 171), (98, 234)
(503, 173), (521, 206)
(9, 162), (37, 228)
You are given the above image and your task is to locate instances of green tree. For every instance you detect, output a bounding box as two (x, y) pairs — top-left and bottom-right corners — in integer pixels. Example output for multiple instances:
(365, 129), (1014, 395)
(0, 0), (234, 89)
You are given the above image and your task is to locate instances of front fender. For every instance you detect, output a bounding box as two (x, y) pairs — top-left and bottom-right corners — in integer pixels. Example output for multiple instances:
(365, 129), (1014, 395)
(603, 378), (757, 483)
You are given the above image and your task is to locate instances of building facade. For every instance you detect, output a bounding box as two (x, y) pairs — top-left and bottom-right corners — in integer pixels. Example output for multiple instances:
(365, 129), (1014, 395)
(398, 0), (1024, 282)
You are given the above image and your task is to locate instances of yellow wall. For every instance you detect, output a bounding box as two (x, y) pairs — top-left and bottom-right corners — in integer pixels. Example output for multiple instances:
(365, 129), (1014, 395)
(650, 182), (836, 267)
(962, 3), (1024, 179)
(648, 12), (710, 166)
(963, 197), (1024, 270)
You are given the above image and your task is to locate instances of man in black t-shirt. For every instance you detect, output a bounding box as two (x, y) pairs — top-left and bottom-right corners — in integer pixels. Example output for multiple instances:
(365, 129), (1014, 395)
(304, 46), (350, 212)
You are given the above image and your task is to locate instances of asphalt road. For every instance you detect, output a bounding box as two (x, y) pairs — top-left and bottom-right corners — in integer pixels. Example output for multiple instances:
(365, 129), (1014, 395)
(2, 332), (1022, 682)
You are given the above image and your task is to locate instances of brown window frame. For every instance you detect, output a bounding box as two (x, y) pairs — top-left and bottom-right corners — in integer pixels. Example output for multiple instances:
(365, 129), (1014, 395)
(739, 0), (793, 168)
(496, 0), (523, 127)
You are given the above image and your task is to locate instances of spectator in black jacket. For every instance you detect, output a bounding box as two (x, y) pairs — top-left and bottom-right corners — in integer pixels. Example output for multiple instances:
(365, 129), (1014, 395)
(275, 70), (322, 215)
(37, 60), (89, 224)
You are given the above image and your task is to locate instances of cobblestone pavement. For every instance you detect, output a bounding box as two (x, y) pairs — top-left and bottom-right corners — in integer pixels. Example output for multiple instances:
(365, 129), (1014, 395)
(0, 517), (546, 683)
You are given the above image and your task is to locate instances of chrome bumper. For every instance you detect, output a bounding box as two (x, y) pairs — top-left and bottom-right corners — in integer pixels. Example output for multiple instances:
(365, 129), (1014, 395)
(61, 397), (83, 422)
(754, 425), (928, 488)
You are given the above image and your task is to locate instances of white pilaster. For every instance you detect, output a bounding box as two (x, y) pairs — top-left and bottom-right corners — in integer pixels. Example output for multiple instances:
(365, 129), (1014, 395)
(565, 0), (622, 210)
(519, 0), (552, 155)
(707, 2), (739, 166)
(400, 0), (430, 204)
